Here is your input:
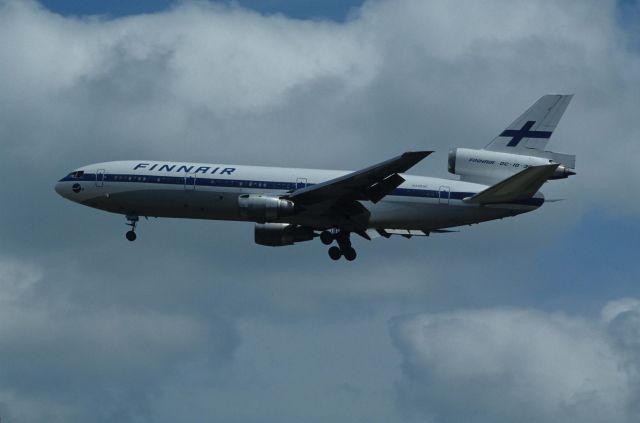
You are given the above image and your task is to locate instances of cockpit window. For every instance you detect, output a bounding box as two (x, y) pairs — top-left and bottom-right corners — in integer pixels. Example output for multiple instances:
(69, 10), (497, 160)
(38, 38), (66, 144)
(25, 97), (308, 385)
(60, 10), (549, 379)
(69, 171), (85, 179)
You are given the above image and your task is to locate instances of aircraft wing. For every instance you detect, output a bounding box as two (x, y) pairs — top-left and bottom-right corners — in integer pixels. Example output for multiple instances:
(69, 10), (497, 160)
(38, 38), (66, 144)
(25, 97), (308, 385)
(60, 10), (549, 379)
(288, 151), (432, 206)
(463, 164), (559, 204)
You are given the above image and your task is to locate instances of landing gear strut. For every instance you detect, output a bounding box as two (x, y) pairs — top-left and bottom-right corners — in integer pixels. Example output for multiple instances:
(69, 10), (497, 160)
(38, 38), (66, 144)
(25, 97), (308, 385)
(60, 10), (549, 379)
(125, 215), (139, 242)
(323, 230), (357, 261)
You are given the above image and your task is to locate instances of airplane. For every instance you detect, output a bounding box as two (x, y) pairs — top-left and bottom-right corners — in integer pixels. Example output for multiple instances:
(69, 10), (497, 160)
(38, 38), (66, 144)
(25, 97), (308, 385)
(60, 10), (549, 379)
(55, 94), (576, 261)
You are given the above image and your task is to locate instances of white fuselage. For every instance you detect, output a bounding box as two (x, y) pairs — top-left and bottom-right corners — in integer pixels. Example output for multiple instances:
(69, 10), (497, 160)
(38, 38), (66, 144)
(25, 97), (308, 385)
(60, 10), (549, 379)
(55, 160), (543, 231)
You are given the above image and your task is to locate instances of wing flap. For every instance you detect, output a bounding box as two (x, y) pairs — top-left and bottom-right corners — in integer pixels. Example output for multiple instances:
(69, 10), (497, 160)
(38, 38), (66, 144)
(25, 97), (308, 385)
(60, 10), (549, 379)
(464, 164), (559, 204)
(365, 173), (406, 204)
(365, 228), (458, 239)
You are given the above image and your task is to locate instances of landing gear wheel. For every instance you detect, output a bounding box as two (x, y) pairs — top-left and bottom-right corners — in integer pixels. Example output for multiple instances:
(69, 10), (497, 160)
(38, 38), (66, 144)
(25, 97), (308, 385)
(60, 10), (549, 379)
(125, 215), (139, 242)
(328, 246), (341, 260)
(320, 231), (334, 245)
(343, 247), (357, 261)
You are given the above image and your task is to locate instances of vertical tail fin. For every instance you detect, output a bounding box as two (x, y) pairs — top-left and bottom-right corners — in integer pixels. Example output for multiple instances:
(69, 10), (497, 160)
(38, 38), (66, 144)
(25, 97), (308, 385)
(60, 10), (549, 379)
(484, 94), (573, 153)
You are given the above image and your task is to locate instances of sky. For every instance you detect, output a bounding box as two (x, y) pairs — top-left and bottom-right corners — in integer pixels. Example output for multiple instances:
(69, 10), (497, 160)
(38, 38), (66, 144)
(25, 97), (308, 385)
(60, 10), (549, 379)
(38, 0), (365, 21)
(0, 0), (639, 422)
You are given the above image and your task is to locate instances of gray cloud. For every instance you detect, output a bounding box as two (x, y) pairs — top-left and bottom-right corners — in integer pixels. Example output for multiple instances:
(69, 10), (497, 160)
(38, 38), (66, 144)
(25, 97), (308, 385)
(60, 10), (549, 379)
(391, 299), (640, 423)
(0, 255), (238, 422)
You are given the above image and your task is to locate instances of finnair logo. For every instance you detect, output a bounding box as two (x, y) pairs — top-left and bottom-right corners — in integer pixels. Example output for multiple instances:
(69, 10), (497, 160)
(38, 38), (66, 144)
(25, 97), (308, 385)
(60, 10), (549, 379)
(500, 121), (552, 147)
(133, 163), (236, 175)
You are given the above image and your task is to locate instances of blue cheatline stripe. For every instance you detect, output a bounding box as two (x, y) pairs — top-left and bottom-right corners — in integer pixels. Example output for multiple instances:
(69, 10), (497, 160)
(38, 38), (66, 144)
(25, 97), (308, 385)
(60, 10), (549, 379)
(58, 173), (544, 206)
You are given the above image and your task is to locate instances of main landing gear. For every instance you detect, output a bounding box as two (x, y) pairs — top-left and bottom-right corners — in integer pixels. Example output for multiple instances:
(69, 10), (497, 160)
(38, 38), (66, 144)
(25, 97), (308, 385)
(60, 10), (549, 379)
(125, 215), (138, 241)
(321, 230), (357, 261)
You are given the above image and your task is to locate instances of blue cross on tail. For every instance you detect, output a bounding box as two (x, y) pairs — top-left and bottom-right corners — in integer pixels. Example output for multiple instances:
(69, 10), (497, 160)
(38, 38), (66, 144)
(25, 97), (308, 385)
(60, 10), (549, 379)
(500, 121), (552, 147)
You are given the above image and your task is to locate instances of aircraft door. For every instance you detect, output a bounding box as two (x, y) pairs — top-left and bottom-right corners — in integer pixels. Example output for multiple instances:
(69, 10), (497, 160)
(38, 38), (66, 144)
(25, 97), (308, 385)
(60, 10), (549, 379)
(184, 171), (196, 190)
(296, 178), (307, 190)
(96, 169), (105, 187)
(439, 186), (450, 204)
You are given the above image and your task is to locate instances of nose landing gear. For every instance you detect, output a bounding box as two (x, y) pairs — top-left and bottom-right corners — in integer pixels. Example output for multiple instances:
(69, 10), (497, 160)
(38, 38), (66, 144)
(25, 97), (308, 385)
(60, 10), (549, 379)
(125, 215), (139, 241)
(321, 230), (357, 261)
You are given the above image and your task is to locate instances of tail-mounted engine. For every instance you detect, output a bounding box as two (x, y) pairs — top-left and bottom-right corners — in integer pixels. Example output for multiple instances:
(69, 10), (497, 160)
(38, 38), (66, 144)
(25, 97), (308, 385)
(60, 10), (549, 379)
(254, 223), (315, 246)
(238, 194), (295, 223)
(448, 148), (575, 183)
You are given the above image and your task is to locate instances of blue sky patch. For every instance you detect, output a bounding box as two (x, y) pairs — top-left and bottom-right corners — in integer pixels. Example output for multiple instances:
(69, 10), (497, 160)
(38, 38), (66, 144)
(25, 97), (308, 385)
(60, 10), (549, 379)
(39, 0), (365, 21)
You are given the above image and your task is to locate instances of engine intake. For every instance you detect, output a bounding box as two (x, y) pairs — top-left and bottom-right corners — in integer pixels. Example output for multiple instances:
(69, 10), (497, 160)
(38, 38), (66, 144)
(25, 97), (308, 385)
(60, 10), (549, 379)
(238, 194), (295, 223)
(254, 223), (315, 247)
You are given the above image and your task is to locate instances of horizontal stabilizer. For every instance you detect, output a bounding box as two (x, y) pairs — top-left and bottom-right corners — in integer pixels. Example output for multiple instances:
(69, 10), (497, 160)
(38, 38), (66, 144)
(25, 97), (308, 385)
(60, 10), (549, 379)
(522, 150), (576, 169)
(464, 164), (559, 204)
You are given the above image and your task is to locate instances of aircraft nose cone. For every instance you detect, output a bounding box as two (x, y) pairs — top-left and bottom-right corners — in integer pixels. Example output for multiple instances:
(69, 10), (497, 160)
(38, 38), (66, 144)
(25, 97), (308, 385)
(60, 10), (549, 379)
(54, 181), (67, 198)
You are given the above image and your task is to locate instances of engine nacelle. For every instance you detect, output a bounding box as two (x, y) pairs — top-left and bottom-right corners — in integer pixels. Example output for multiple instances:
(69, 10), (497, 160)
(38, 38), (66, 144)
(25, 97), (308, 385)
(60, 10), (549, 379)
(448, 148), (575, 182)
(254, 223), (315, 247)
(238, 194), (295, 223)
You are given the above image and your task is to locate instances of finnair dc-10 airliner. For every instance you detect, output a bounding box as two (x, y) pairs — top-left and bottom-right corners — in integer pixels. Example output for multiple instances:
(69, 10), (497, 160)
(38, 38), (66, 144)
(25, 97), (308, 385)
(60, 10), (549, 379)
(55, 95), (576, 261)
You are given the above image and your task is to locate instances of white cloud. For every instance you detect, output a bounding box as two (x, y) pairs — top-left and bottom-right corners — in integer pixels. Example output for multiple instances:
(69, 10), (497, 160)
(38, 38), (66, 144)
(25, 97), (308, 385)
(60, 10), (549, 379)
(1, 0), (638, 206)
(0, 0), (380, 165)
(0, 256), (42, 301)
(391, 301), (640, 423)
(602, 297), (640, 323)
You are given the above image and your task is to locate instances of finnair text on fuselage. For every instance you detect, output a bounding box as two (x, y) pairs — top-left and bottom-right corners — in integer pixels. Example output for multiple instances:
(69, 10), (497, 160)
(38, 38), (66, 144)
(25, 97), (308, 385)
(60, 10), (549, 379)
(133, 162), (237, 175)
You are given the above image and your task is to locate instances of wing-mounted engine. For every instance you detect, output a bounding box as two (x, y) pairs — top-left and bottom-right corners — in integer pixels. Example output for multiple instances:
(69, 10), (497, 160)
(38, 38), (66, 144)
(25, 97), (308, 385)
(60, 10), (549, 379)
(448, 148), (575, 184)
(238, 194), (295, 223)
(254, 223), (315, 246)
